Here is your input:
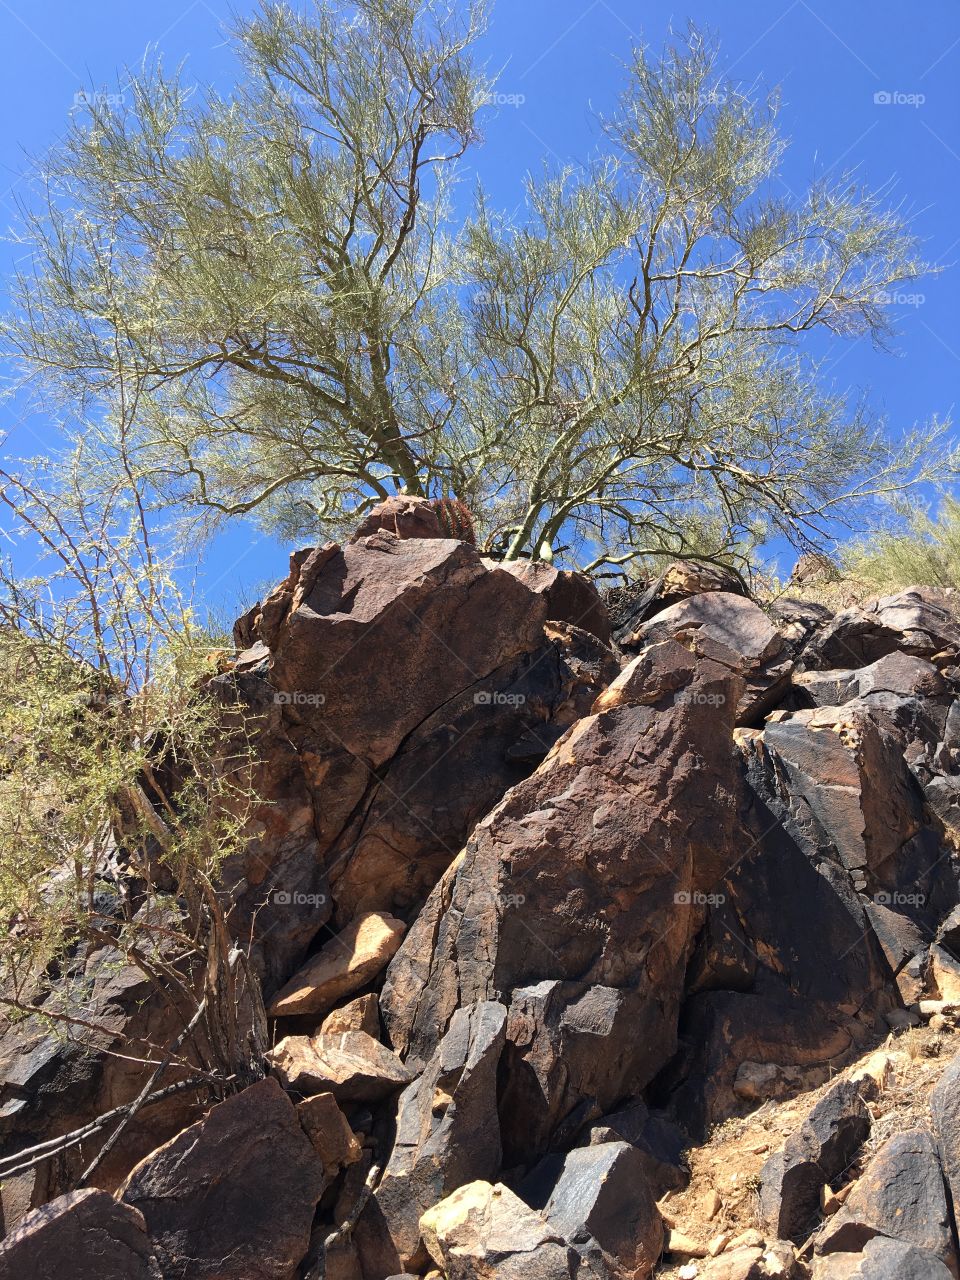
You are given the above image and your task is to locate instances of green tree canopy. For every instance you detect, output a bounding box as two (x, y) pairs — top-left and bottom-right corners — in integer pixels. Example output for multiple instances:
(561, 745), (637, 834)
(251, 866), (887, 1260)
(2, 2), (952, 571)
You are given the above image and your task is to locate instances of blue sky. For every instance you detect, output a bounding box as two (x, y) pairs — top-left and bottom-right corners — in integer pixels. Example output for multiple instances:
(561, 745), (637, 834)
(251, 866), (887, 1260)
(0, 0), (957, 613)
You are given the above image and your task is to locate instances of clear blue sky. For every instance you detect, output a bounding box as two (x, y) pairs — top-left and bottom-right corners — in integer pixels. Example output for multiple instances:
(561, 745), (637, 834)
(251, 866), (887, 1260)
(0, 0), (957, 612)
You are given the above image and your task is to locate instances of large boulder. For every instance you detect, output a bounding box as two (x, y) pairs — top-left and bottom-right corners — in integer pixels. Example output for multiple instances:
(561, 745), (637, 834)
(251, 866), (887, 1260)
(607, 562), (747, 644)
(376, 1001), (508, 1268)
(498, 560), (611, 645)
(382, 638), (745, 1161)
(268, 911), (406, 1017)
(0, 1188), (158, 1280)
(623, 593), (793, 723)
(815, 1129), (955, 1271)
(267, 1030), (414, 1103)
(218, 532), (616, 990)
(812, 1235), (956, 1278)
(542, 1141), (663, 1278)
(760, 1079), (872, 1243)
(121, 1077), (325, 1280)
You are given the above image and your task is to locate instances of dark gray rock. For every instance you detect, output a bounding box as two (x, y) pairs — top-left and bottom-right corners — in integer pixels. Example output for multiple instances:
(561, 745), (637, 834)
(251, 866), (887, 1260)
(376, 1001), (508, 1269)
(543, 1141), (663, 1278)
(761, 1079), (871, 1242)
(816, 1130), (955, 1270)
(121, 1077), (325, 1280)
(814, 1235), (956, 1278)
(931, 1048), (960, 1219)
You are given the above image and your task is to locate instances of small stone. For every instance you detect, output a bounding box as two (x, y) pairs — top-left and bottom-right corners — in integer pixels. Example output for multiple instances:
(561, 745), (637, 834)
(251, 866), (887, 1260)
(708, 1231), (730, 1256)
(668, 1230), (708, 1257)
(320, 993), (381, 1038)
(885, 1006), (921, 1031)
(728, 1230), (764, 1249)
(678, 1265), (699, 1280)
(705, 1189), (722, 1220)
(821, 1183), (840, 1215)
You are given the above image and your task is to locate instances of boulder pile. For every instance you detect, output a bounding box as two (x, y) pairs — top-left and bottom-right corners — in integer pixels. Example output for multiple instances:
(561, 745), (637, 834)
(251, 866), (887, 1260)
(4, 497), (960, 1279)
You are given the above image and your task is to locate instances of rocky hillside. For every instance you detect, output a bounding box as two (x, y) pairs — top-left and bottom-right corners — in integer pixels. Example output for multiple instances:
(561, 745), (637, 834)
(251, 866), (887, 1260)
(4, 494), (960, 1279)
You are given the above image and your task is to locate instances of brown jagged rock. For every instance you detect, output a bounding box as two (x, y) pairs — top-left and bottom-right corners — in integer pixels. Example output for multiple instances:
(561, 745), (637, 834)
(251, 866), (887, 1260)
(320, 993), (381, 1037)
(0, 1189), (158, 1280)
(121, 1077), (324, 1280)
(624, 592), (793, 724)
(217, 531), (616, 986)
(296, 1092), (362, 1184)
(350, 495), (447, 542)
(803, 589), (960, 671)
(607, 561), (747, 644)
(499, 559), (612, 645)
(382, 637), (745, 1161)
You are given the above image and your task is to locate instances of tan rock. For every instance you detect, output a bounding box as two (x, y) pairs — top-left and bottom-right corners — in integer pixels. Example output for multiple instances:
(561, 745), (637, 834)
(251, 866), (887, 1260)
(728, 1230), (764, 1250)
(296, 1092), (361, 1181)
(705, 1189), (722, 1220)
(668, 1229), (708, 1257)
(420, 1181), (570, 1277)
(268, 912), (406, 1017)
(320, 993), (380, 1038)
(932, 945), (960, 1005)
(708, 1231), (731, 1256)
(267, 1030), (414, 1102)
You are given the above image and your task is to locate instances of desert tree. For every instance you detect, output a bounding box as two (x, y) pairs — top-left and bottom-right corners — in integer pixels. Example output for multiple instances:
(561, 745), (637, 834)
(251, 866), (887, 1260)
(465, 29), (952, 570)
(3, 0), (489, 539)
(1, 6), (952, 570)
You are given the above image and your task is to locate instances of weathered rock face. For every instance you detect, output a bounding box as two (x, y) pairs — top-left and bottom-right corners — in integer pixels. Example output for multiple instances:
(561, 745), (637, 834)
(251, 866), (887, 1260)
(815, 1129), (956, 1271)
(607, 561), (748, 646)
(625, 592), (793, 724)
(0, 945), (208, 1234)
(804, 589), (960, 671)
(542, 1141), (663, 1278)
(760, 1079), (872, 1242)
(218, 531), (615, 992)
(0, 1189), (158, 1280)
(121, 1077), (324, 1280)
(382, 637), (746, 1163)
(375, 1001), (507, 1268)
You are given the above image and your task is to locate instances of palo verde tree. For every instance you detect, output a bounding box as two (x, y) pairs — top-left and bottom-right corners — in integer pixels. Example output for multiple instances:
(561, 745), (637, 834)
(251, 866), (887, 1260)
(1, 2), (953, 571)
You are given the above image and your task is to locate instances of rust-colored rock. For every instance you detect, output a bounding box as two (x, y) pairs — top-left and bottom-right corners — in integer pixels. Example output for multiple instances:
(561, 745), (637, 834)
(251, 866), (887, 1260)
(121, 1077), (324, 1280)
